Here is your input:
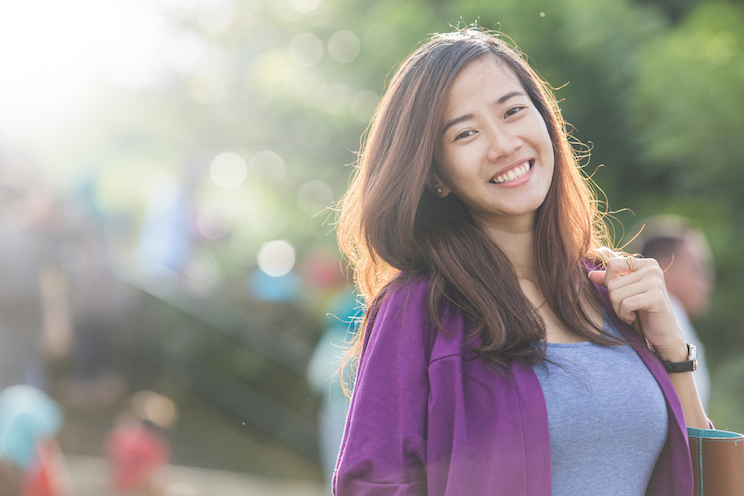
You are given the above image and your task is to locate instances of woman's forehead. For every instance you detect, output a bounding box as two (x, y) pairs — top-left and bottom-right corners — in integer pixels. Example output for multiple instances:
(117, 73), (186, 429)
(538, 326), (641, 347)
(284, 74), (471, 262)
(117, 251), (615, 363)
(443, 56), (523, 115)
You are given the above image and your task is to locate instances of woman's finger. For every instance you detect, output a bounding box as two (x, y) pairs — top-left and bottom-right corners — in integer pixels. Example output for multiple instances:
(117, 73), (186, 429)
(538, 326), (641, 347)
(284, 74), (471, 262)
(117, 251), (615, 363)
(617, 292), (655, 323)
(604, 256), (658, 280)
(587, 269), (607, 287)
(589, 256), (654, 287)
(606, 267), (661, 298)
(599, 257), (664, 323)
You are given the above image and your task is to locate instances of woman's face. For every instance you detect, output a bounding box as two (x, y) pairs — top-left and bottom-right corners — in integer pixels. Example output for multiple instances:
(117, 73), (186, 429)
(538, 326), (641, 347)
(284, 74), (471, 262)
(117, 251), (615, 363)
(433, 55), (554, 230)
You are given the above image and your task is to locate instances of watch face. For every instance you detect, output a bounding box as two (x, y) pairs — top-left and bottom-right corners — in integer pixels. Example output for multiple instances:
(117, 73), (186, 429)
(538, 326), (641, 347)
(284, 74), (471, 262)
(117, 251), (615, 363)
(688, 344), (697, 361)
(686, 344), (697, 372)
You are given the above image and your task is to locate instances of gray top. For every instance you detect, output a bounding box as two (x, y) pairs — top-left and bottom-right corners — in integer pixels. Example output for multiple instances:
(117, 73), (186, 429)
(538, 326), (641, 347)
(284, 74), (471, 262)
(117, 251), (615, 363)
(533, 320), (669, 496)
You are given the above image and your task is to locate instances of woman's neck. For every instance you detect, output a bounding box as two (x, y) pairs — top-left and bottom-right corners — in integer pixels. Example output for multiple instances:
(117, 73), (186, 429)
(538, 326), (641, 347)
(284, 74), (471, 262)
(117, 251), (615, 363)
(481, 215), (537, 280)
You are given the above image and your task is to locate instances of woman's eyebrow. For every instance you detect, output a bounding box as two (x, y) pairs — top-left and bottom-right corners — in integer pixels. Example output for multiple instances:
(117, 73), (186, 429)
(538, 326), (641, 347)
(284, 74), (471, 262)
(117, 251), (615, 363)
(496, 90), (526, 106)
(442, 113), (474, 135)
(441, 90), (527, 135)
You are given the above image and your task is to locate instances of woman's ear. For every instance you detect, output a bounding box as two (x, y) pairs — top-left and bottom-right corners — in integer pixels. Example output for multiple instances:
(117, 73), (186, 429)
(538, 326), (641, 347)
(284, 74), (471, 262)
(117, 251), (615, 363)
(427, 172), (450, 197)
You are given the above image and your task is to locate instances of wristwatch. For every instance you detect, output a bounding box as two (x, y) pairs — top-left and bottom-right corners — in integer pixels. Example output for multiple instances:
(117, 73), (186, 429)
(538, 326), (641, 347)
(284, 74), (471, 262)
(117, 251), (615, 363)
(657, 343), (697, 373)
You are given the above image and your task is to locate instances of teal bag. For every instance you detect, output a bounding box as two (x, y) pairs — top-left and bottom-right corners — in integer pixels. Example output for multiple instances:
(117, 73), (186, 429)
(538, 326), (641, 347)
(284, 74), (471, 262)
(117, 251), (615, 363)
(687, 427), (744, 496)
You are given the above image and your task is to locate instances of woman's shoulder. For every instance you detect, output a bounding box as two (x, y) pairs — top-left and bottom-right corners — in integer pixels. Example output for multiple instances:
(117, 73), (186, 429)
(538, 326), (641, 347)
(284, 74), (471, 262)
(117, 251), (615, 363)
(367, 274), (433, 338)
(368, 273), (474, 362)
(377, 273), (431, 310)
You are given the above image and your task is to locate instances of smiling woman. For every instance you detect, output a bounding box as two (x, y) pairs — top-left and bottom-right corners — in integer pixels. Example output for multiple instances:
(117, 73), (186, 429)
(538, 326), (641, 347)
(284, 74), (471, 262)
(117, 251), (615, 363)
(432, 56), (554, 230)
(334, 27), (708, 496)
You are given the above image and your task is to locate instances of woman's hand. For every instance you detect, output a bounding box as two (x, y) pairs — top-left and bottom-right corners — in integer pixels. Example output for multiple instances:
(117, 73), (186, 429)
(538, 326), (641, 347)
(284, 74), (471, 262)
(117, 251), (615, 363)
(589, 254), (710, 428)
(588, 256), (688, 363)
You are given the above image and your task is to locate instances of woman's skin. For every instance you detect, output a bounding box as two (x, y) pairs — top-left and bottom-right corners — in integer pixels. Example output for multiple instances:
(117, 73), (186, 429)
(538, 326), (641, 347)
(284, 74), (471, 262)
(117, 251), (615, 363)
(433, 55), (554, 237)
(431, 54), (709, 429)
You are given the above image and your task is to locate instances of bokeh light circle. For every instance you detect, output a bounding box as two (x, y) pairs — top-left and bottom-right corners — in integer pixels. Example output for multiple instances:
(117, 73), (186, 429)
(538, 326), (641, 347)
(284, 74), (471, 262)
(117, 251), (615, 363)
(328, 30), (360, 63)
(210, 152), (247, 189)
(131, 390), (178, 428)
(257, 240), (296, 277)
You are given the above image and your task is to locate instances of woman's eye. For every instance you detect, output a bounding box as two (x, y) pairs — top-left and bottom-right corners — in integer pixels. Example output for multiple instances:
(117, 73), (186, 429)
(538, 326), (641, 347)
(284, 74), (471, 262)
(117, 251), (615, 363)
(455, 130), (476, 140)
(505, 106), (524, 117)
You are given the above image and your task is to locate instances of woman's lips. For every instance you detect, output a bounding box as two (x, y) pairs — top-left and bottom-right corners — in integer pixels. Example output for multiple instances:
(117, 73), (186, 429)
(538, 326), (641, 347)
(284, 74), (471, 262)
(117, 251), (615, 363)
(489, 159), (533, 185)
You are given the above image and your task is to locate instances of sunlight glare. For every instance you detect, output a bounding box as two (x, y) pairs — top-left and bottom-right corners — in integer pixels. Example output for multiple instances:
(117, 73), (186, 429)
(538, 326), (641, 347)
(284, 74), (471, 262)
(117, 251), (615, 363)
(0, 0), (175, 142)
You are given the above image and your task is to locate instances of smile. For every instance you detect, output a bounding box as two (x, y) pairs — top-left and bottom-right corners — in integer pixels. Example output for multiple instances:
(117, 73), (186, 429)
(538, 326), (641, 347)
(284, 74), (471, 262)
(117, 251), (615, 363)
(489, 160), (533, 184)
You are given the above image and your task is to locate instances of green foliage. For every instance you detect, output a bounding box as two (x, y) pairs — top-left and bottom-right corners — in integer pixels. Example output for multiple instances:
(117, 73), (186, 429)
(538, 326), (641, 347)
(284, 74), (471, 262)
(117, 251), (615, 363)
(633, 1), (744, 196)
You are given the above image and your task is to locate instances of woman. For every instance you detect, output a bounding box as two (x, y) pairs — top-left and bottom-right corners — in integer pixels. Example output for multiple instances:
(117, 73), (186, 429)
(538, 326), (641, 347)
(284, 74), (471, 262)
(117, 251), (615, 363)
(334, 28), (708, 495)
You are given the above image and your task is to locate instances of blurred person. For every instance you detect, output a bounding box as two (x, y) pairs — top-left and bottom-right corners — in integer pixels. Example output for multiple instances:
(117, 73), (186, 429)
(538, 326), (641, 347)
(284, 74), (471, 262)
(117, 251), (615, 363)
(135, 189), (193, 280)
(56, 208), (128, 408)
(334, 28), (708, 495)
(105, 390), (176, 496)
(0, 385), (70, 496)
(0, 156), (70, 391)
(135, 163), (201, 284)
(105, 420), (170, 496)
(638, 216), (714, 408)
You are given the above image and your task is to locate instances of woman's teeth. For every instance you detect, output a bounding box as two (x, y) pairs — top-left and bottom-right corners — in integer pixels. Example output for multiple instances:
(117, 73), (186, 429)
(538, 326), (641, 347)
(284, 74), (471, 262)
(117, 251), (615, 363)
(490, 162), (531, 184)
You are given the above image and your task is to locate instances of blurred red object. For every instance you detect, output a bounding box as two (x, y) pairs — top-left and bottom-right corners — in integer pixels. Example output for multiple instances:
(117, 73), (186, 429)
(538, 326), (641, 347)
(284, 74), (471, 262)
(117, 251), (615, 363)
(298, 250), (346, 290)
(20, 439), (69, 496)
(105, 422), (170, 492)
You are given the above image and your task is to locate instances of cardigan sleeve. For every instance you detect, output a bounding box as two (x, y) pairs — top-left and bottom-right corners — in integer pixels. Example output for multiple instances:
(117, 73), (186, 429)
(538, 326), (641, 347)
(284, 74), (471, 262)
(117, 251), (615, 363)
(333, 280), (433, 495)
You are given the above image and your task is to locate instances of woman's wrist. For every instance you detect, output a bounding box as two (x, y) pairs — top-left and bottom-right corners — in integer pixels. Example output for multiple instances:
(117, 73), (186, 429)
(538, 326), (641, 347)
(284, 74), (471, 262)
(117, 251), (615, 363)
(653, 341), (689, 363)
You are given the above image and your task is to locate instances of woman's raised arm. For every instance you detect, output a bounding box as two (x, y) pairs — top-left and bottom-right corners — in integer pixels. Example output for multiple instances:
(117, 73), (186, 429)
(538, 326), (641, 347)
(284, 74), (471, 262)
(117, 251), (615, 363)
(588, 257), (709, 429)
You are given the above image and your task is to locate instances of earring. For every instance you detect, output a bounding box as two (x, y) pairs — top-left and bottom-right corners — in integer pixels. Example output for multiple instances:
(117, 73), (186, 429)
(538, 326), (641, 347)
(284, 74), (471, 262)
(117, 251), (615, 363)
(435, 186), (444, 195)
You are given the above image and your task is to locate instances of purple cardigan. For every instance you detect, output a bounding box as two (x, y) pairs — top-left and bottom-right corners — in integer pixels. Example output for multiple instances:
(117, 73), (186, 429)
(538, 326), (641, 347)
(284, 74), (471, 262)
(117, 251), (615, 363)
(333, 277), (694, 495)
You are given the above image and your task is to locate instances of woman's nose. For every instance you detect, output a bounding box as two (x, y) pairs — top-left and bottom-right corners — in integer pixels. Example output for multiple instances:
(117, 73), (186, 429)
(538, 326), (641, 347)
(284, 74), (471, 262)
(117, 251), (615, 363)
(486, 125), (522, 162)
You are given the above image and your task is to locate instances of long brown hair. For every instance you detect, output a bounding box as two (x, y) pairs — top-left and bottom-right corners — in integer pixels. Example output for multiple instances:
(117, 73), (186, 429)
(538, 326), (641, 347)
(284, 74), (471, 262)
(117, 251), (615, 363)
(338, 28), (612, 377)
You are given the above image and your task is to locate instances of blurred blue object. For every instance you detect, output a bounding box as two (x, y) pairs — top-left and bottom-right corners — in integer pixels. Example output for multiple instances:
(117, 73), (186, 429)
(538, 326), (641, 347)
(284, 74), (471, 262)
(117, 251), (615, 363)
(306, 290), (362, 488)
(247, 269), (300, 302)
(136, 193), (192, 276)
(0, 385), (63, 469)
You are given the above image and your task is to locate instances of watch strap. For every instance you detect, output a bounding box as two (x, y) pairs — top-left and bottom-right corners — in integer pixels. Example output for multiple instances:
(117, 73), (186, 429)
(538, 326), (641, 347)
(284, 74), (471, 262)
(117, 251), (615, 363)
(657, 343), (697, 373)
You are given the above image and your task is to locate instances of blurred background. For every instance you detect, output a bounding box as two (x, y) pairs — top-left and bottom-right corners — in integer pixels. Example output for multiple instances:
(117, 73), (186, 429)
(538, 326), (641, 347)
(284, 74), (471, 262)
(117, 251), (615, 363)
(0, 0), (743, 494)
